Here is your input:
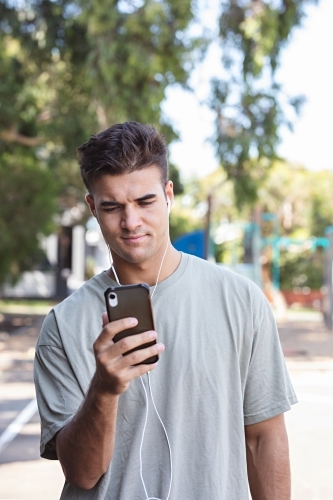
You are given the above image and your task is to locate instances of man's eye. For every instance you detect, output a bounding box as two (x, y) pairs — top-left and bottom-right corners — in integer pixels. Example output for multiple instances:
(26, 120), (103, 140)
(139, 201), (154, 206)
(104, 206), (119, 212)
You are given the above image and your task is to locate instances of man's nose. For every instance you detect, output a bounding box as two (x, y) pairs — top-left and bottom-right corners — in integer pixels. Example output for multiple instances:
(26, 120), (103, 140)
(121, 206), (142, 231)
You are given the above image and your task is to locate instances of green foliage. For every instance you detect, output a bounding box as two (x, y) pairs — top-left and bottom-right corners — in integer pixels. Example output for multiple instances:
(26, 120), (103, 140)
(81, 0), (198, 133)
(187, 161), (330, 286)
(257, 162), (333, 238)
(0, 0), (199, 285)
(258, 160), (311, 235)
(279, 249), (324, 291)
(169, 204), (202, 242)
(0, 0), (198, 176)
(211, 0), (317, 208)
(0, 150), (58, 284)
(214, 240), (244, 265)
(169, 162), (184, 195)
(309, 171), (333, 236)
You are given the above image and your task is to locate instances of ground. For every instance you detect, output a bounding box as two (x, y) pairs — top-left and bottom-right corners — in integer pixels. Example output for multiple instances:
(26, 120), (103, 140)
(0, 305), (332, 500)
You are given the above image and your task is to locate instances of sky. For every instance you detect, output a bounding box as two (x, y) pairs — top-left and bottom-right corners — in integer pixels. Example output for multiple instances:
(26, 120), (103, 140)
(162, 0), (333, 180)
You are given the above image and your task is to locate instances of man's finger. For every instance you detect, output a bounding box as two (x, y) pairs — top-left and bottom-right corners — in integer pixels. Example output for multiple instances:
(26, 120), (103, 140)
(102, 312), (109, 327)
(95, 317), (138, 350)
(116, 341), (164, 369)
(128, 360), (158, 378)
(110, 330), (157, 358)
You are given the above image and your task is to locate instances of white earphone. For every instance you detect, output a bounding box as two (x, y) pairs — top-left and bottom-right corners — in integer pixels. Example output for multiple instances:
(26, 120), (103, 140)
(167, 197), (171, 215)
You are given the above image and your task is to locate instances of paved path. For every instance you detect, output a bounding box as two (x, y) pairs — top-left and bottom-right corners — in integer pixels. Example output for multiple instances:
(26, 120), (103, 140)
(0, 311), (63, 500)
(0, 308), (332, 499)
(285, 359), (333, 500)
(278, 311), (333, 500)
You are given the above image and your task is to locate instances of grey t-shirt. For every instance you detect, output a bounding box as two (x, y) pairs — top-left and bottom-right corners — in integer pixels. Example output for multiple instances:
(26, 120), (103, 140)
(34, 253), (297, 499)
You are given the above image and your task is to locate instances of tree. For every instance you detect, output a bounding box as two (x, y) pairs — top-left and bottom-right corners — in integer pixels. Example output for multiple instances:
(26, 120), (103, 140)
(0, 152), (57, 285)
(210, 0), (318, 208)
(309, 170), (333, 236)
(254, 161), (331, 291)
(257, 162), (333, 239)
(0, 0), (199, 285)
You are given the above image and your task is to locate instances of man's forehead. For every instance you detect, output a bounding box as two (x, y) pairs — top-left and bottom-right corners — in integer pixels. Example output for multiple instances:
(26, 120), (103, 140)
(92, 168), (165, 200)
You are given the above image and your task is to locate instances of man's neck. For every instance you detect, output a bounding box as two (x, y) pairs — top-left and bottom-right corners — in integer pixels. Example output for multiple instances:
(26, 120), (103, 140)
(108, 244), (181, 286)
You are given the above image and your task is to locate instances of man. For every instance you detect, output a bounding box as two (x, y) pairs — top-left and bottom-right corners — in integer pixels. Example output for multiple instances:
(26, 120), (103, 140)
(34, 121), (297, 500)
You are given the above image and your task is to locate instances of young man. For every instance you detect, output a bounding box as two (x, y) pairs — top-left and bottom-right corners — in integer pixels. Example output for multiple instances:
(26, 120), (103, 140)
(34, 121), (297, 500)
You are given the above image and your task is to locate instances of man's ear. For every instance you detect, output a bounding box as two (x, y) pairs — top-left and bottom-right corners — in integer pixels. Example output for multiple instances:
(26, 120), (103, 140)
(165, 180), (174, 207)
(85, 193), (96, 218)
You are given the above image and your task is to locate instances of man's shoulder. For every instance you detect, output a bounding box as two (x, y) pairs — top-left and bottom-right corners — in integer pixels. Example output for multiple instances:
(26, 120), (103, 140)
(38, 273), (108, 346)
(54, 272), (108, 315)
(186, 253), (260, 289)
(183, 254), (268, 312)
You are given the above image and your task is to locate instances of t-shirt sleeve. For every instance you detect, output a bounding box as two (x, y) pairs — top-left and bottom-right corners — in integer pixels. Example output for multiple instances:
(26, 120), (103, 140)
(34, 311), (85, 459)
(243, 293), (297, 425)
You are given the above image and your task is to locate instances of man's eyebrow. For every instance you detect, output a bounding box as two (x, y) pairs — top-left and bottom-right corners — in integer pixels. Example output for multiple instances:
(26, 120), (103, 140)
(100, 200), (119, 207)
(135, 193), (156, 202)
(99, 194), (157, 207)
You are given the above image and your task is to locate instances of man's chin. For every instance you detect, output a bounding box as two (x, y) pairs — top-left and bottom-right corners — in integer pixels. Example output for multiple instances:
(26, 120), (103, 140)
(114, 247), (153, 265)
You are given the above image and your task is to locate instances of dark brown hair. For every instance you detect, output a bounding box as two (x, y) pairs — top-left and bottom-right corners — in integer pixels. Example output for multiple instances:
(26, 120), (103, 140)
(77, 122), (168, 191)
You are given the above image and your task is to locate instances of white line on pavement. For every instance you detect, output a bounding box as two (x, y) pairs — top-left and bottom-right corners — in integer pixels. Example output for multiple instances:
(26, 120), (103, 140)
(0, 398), (38, 454)
(297, 392), (333, 405)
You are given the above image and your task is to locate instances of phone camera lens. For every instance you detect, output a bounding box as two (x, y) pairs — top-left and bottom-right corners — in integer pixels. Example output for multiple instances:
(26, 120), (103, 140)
(110, 293), (116, 300)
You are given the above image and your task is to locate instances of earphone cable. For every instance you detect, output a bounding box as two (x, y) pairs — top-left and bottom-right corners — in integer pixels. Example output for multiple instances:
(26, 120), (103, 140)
(139, 375), (150, 499)
(150, 240), (168, 299)
(110, 239), (172, 499)
(110, 240), (168, 295)
(139, 374), (172, 500)
(148, 372), (173, 500)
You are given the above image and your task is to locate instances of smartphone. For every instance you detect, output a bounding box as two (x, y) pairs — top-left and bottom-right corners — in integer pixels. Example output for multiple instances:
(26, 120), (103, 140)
(104, 284), (158, 365)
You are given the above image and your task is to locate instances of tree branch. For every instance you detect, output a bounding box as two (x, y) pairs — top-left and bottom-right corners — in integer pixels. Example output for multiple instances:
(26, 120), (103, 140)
(0, 130), (42, 147)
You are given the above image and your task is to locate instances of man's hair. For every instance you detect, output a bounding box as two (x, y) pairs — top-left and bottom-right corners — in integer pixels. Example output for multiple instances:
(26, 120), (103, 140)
(77, 121), (169, 191)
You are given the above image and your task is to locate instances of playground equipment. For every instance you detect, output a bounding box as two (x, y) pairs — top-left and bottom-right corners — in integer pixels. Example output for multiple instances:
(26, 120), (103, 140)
(173, 230), (205, 259)
(173, 214), (333, 331)
(254, 215), (333, 331)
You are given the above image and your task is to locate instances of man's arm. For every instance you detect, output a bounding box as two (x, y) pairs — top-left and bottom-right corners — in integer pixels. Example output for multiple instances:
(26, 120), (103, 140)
(55, 314), (164, 490)
(245, 413), (291, 500)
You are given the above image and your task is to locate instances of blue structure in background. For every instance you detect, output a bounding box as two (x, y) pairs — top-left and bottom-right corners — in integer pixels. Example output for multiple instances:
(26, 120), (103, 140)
(173, 230), (205, 259)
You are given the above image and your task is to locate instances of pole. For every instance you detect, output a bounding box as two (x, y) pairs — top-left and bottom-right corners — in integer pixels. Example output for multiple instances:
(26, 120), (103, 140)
(204, 193), (212, 260)
(324, 229), (333, 331)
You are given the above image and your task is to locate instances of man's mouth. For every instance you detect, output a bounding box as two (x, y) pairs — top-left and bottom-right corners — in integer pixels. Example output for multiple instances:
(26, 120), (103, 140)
(121, 234), (147, 244)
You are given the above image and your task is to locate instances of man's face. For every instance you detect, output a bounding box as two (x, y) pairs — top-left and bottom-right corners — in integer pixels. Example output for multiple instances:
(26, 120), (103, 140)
(86, 166), (173, 266)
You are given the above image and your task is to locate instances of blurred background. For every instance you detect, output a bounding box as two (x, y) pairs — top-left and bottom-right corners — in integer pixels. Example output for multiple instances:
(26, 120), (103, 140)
(0, 0), (332, 498)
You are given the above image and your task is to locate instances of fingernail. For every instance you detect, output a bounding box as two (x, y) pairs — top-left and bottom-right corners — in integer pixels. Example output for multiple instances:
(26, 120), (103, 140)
(149, 331), (157, 340)
(129, 317), (137, 325)
(157, 343), (165, 352)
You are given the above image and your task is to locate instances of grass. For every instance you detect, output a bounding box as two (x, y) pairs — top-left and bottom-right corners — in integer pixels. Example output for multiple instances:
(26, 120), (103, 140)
(0, 299), (58, 315)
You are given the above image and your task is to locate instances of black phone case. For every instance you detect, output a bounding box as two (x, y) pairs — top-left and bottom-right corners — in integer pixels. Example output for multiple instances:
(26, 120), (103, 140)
(104, 284), (158, 365)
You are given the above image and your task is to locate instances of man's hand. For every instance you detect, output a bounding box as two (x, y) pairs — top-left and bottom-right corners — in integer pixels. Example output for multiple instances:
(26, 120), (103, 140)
(93, 313), (165, 395)
(245, 413), (291, 500)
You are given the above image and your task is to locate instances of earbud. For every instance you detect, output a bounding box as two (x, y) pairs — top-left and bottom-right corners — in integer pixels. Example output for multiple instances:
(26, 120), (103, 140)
(167, 197), (171, 215)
